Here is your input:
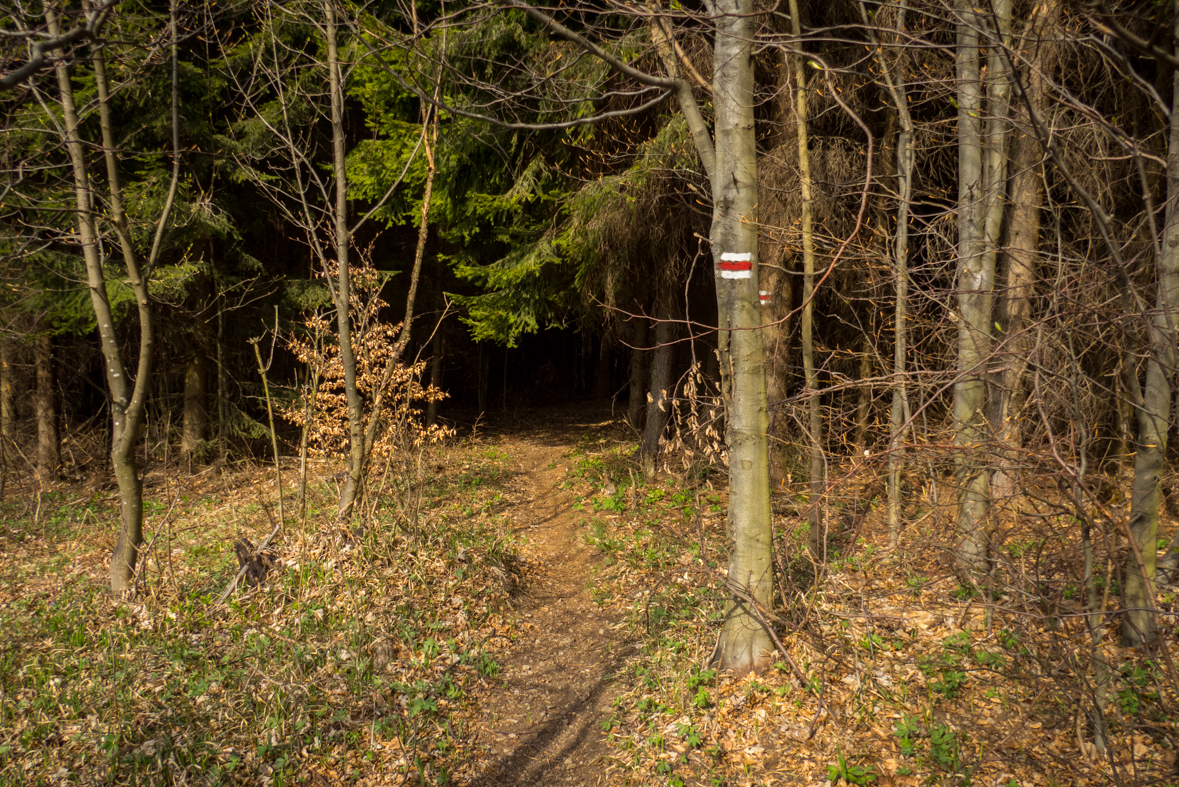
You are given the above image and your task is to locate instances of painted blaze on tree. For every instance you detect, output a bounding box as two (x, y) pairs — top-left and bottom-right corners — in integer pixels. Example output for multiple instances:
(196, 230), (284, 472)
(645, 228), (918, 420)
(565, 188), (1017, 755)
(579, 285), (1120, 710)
(492, 0), (777, 674)
(706, 0), (775, 676)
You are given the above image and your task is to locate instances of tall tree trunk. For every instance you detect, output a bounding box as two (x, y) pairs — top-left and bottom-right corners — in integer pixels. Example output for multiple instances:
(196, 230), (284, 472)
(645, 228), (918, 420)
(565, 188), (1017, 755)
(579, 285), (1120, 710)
(859, 0), (915, 547)
(764, 51), (796, 488)
(1, 340), (14, 441)
(710, 0), (774, 676)
(785, 2), (824, 558)
(627, 314), (651, 429)
(34, 333), (59, 481)
(181, 353), (208, 472)
(988, 1), (1059, 507)
(953, 0), (998, 577)
(641, 288), (676, 472)
(1122, 8), (1179, 647)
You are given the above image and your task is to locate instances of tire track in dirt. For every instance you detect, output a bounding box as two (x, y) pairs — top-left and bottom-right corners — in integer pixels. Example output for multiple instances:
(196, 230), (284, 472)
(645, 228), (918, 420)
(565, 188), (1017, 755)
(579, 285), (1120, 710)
(468, 431), (632, 787)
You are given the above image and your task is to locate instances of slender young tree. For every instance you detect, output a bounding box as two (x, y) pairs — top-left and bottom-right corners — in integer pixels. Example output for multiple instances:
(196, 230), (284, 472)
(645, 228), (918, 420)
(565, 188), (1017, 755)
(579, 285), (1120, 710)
(44, 0), (180, 592)
(858, 0), (914, 547)
(322, 0), (367, 519)
(786, 0), (823, 558)
(224, 0), (437, 520)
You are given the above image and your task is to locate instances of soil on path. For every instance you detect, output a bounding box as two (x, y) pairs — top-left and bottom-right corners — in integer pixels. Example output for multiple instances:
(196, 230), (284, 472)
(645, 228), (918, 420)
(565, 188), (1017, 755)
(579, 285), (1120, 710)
(467, 410), (632, 787)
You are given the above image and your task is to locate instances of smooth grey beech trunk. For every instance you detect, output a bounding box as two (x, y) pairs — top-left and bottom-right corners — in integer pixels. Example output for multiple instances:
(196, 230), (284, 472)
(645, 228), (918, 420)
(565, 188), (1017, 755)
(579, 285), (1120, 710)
(988, 2), (1058, 508)
(1122, 8), (1179, 647)
(953, 0), (995, 577)
(708, 0), (775, 675)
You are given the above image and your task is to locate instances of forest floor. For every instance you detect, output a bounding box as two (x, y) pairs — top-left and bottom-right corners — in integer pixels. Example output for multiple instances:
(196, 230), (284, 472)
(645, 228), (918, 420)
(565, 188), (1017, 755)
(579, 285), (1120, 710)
(1, 403), (1179, 786)
(459, 412), (633, 786)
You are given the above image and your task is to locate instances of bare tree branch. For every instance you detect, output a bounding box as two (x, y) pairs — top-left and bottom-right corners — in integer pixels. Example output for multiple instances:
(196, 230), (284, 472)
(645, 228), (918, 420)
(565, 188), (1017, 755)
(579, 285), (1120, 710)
(0, 2), (114, 90)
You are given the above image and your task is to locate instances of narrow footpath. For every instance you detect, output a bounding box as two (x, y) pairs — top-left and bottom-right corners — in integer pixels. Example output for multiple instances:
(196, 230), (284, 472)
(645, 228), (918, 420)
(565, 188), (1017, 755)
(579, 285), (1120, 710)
(468, 427), (632, 787)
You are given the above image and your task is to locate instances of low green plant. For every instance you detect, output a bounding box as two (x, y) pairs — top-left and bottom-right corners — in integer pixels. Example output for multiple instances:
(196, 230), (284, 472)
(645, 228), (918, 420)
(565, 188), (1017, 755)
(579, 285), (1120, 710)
(929, 723), (962, 772)
(827, 748), (877, 785)
(893, 714), (922, 758)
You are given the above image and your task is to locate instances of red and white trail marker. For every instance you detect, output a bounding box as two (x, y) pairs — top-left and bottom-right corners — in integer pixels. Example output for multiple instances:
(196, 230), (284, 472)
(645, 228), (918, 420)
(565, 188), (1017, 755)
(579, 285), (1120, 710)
(759, 290), (772, 305)
(718, 251), (752, 280)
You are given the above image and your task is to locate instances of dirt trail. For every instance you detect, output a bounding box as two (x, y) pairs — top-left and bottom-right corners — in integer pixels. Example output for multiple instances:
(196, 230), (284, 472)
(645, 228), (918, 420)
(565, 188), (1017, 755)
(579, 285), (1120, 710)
(468, 416), (630, 787)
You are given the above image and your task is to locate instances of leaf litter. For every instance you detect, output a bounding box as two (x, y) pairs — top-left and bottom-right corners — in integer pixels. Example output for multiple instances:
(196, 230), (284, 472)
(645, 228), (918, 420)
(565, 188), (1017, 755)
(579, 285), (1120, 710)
(2, 404), (1179, 786)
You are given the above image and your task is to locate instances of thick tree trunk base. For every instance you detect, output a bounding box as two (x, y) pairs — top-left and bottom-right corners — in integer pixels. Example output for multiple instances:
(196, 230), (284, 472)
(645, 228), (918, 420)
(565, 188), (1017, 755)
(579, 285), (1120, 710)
(712, 601), (774, 677)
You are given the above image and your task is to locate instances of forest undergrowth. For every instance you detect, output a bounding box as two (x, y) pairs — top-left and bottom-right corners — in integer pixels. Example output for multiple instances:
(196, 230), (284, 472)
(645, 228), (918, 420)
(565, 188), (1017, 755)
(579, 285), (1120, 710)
(562, 423), (1179, 787)
(0, 436), (529, 786)
(2, 409), (1179, 786)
